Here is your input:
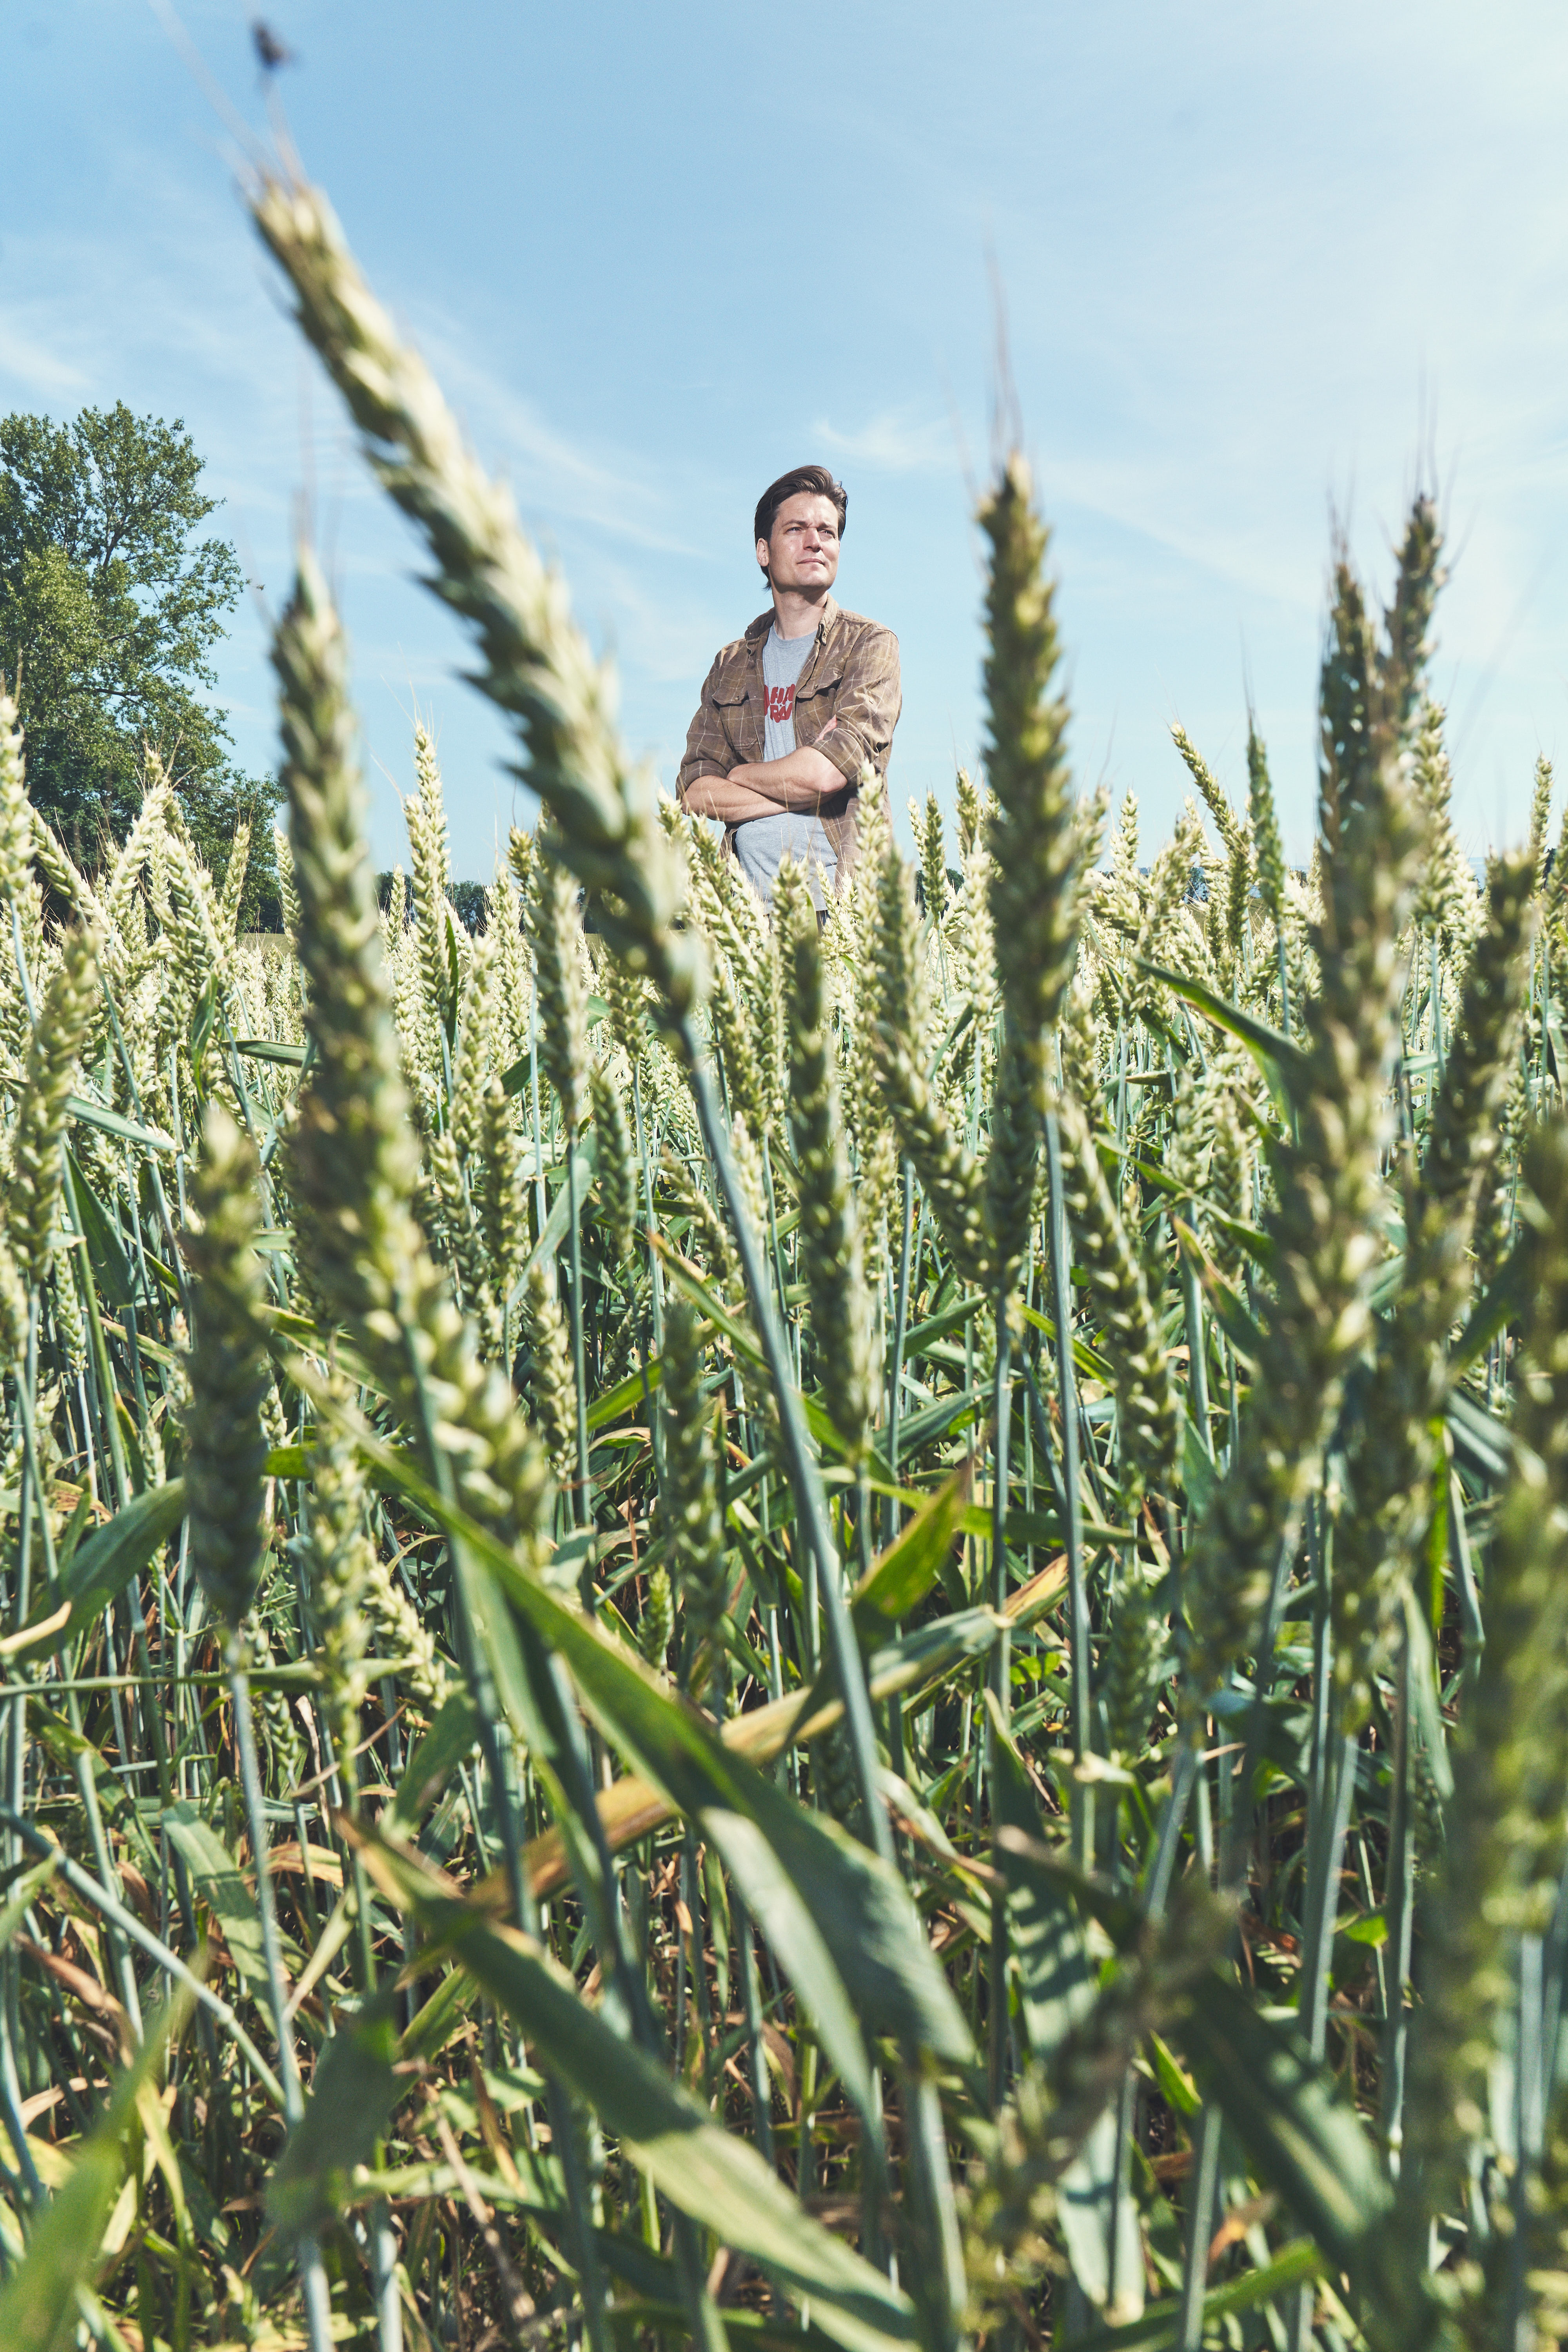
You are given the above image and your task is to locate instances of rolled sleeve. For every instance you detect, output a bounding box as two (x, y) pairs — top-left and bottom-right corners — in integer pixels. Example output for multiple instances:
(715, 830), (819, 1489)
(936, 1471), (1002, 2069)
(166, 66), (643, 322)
(807, 627), (901, 784)
(675, 659), (735, 803)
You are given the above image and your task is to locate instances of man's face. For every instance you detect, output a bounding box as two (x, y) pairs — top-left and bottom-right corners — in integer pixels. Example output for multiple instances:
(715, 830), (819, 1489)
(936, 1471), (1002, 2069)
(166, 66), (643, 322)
(759, 492), (841, 595)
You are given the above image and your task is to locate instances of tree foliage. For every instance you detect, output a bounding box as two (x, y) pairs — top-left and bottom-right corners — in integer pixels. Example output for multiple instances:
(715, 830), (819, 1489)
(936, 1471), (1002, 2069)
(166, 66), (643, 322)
(0, 401), (279, 922)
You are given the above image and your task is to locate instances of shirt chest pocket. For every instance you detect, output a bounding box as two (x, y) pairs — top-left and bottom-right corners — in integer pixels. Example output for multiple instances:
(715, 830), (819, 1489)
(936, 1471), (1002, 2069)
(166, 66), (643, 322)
(710, 684), (756, 760)
(792, 665), (844, 744)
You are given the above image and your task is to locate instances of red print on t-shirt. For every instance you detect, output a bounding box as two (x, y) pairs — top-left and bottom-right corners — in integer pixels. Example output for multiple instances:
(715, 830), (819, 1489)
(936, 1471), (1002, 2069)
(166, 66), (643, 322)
(766, 684), (796, 726)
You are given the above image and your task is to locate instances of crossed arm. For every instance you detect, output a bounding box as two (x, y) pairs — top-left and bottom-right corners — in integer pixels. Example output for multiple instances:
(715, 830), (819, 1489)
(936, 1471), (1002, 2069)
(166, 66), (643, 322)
(681, 721), (840, 822)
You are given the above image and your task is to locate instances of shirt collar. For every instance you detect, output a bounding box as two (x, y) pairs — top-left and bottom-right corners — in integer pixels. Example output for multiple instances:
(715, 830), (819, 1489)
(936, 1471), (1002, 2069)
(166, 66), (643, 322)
(746, 595), (838, 648)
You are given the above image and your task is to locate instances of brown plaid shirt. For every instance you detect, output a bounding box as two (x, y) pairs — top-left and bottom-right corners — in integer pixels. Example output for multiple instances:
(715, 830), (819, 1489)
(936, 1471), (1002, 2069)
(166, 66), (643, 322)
(675, 597), (901, 886)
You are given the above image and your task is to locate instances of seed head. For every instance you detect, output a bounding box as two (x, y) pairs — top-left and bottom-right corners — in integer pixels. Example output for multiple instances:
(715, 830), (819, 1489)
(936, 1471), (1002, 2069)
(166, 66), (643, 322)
(659, 1295), (727, 1662)
(980, 454), (1087, 1049)
(639, 1564), (674, 1671)
(872, 845), (991, 1289)
(1057, 1096), (1178, 1498)
(8, 924), (100, 1292)
(274, 548), (548, 1557)
(1247, 724), (1287, 933)
(916, 791), (949, 926)
(589, 1061), (636, 1261)
(521, 1263), (577, 1489)
(0, 695), (33, 911)
(528, 839), (588, 1139)
(1530, 755), (1555, 896)
(477, 1076), (529, 1308)
(1183, 499), (1438, 1706)
(252, 170), (703, 1019)
(180, 1104), (272, 1635)
(1399, 1117), (1568, 2251)
(777, 858), (875, 1461)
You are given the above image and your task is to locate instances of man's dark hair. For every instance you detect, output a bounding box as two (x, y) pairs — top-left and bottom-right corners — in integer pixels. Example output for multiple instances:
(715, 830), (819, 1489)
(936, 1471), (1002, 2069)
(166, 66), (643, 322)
(753, 466), (847, 576)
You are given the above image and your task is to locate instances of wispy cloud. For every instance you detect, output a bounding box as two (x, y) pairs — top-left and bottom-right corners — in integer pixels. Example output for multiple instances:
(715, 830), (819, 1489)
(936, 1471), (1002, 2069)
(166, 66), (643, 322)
(815, 407), (956, 474)
(0, 322), (89, 401)
(410, 311), (711, 561)
(587, 556), (737, 690)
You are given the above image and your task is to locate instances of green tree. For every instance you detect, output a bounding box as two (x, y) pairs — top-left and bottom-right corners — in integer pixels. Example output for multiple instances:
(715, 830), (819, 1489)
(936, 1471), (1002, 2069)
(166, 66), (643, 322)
(0, 402), (280, 923)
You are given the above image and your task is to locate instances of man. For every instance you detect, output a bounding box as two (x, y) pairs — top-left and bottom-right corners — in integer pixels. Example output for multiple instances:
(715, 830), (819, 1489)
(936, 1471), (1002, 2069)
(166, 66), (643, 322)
(677, 465), (900, 907)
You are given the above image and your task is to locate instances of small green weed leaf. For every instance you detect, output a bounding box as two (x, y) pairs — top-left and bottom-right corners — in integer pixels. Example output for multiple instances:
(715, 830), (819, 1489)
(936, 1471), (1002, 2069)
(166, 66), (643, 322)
(66, 1149), (136, 1307)
(588, 1355), (664, 1432)
(385, 1688), (481, 1841)
(64, 1091), (178, 1154)
(7, 1480), (187, 1665)
(162, 1800), (271, 2001)
(1147, 2029), (1199, 2117)
(0, 1853), (62, 1953)
(852, 1462), (971, 1640)
(233, 1036), (308, 1066)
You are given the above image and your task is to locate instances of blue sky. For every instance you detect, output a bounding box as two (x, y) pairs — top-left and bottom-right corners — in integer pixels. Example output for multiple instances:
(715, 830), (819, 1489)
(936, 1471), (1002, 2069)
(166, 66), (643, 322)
(7, 2), (1568, 880)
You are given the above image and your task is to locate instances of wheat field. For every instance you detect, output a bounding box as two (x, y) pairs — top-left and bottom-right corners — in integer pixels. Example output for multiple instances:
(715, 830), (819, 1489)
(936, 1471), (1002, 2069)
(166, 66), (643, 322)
(0, 166), (1559, 2352)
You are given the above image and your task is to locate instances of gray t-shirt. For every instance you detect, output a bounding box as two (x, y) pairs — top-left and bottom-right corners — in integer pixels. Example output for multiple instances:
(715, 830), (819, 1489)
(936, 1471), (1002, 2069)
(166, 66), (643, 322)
(733, 625), (838, 909)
